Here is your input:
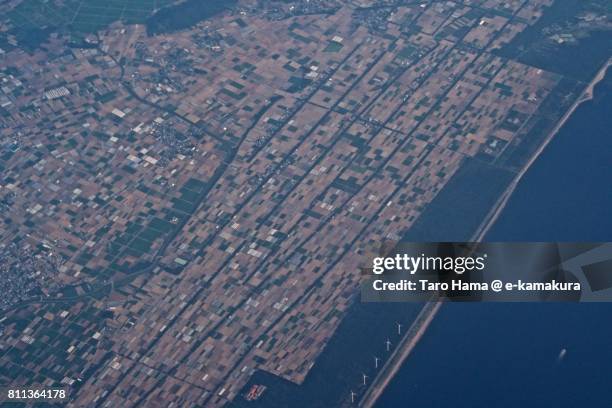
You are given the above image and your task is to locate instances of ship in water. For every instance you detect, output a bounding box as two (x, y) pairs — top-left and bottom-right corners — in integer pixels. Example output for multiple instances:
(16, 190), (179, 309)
(245, 384), (267, 401)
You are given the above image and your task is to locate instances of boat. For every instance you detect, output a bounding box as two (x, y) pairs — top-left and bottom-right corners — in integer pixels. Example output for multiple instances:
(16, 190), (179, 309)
(245, 384), (267, 401)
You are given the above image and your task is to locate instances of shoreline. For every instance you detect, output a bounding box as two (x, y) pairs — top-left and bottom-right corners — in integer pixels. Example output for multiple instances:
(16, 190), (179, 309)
(357, 57), (612, 408)
(358, 301), (442, 408)
(473, 57), (612, 242)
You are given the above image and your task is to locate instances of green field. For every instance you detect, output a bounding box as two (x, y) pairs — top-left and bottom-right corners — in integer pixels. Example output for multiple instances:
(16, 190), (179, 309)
(323, 40), (343, 52)
(8, 0), (175, 34)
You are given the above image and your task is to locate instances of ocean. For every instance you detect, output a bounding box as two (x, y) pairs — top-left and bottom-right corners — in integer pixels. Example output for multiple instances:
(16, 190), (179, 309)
(375, 68), (612, 407)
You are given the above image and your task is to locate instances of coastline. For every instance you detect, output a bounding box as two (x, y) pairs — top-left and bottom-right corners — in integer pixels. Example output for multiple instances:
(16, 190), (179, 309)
(358, 301), (442, 408)
(357, 57), (612, 408)
(473, 57), (612, 242)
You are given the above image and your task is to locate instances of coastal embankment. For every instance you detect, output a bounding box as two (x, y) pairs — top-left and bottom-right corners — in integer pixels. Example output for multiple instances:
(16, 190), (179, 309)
(359, 57), (612, 408)
(473, 57), (612, 242)
(358, 301), (441, 407)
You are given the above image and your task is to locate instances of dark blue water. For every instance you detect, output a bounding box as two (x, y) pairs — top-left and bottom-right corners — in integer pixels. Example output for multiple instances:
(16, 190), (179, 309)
(376, 70), (612, 408)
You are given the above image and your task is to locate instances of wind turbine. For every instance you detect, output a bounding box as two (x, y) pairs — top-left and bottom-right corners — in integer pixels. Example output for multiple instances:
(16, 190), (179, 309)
(350, 390), (356, 404)
(397, 322), (402, 335)
(362, 373), (368, 385)
(386, 338), (392, 352)
(374, 356), (380, 369)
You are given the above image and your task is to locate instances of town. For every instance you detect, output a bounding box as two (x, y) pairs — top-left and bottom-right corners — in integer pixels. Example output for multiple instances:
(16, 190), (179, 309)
(0, 0), (606, 406)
